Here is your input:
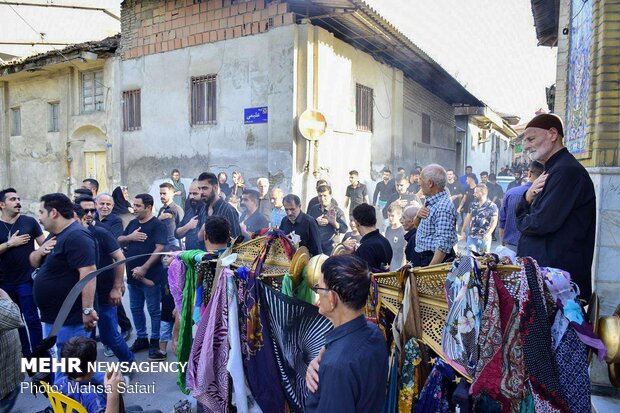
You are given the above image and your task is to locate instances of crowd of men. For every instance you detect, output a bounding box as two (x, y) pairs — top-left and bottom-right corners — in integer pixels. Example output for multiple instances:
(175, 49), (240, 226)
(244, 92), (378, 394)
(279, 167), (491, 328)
(0, 113), (597, 412)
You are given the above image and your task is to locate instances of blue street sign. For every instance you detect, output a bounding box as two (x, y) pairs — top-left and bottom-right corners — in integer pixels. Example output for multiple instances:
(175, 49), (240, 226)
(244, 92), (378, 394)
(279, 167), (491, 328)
(244, 107), (268, 124)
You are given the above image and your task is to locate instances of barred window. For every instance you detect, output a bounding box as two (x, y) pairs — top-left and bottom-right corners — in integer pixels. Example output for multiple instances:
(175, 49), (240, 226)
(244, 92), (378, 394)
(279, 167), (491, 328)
(422, 113), (431, 144)
(356, 83), (373, 131)
(81, 70), (104, 112)
(191, 75), (217, 125)
(10, 107), (21, 136)
(49, 102), (60, 132)
(122, 89), (141, 131)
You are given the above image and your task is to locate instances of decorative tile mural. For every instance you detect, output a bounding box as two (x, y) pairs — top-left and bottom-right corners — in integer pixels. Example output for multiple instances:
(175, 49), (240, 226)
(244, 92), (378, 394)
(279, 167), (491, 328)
(565, 0), (593, 155)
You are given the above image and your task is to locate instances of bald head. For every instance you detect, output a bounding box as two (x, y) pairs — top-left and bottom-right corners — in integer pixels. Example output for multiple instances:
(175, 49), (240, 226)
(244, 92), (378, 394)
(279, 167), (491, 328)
(401, 205), (421, 231)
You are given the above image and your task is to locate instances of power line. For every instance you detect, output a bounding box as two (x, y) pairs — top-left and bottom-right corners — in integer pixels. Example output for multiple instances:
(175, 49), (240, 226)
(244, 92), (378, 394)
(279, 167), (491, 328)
(2, 0), (111, 92)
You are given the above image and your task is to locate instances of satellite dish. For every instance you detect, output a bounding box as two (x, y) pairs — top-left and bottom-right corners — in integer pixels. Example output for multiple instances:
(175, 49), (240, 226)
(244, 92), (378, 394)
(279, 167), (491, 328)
(298, 110), (327, 141)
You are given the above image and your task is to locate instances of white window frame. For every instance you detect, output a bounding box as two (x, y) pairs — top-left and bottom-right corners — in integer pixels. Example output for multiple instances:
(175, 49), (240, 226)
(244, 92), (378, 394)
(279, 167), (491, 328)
(81, 70), (104, 113)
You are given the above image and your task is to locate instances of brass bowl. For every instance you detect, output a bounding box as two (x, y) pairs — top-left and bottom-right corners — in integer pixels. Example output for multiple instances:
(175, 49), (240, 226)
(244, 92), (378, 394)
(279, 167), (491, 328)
(305, 254), (329, 287)
(599, 305), (620, 364)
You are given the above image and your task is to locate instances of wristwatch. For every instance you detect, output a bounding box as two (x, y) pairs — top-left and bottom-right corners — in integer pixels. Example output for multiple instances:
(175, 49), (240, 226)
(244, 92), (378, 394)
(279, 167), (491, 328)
(82, 307), (95, 315)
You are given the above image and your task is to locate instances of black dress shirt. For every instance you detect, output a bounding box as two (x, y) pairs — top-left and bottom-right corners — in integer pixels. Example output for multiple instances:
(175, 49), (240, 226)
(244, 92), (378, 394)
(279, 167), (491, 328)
(240, 210), (269, 236)
(355, 229), (392, 272)
(279, 211), (322, 256)
(305, 315), (388, 413)
(516, 148), (596, 300)
(307, 204), (348, 254)
(198, 198), (242, 240)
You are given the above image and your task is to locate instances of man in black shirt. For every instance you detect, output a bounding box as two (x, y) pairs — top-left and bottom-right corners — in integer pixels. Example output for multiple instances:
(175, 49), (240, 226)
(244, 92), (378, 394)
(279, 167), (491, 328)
(446, 169), (463, 212)
(158, 183), (184, 246)
(308, 185), (348, 254)
(344, 170), (369, 215)
(31, 193), (98, 355)
(94, 193), (124, 238)
(75, 203), (134, 363)
(372, 169), (395, 210)
(516, 113), (596, 300)
(507, 170), (522, 191)
(240, 189), (269, 238)
(197, 172), (242, 241)
(279, 194), (322, 256)
(408, 170), (421, 195)
(348, 203), (392, 272)
(118, 193), (168, 360)
(307, 179), (339, 212)
(176, 180), (204, 250)
(0, 188), (45, 357)
(305, 255), (388, 413)
(94, 192), (132, 339)
(457, 173), (477, 217)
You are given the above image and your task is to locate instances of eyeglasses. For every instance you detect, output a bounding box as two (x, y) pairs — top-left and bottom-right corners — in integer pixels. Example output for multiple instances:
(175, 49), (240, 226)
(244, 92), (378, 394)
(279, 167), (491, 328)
(83, 208), (96, 214)
(310, 284), (331, 294)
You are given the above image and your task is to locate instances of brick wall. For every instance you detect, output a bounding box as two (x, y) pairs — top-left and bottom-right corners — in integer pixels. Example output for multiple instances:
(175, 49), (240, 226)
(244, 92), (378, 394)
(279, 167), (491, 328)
(583, 0), (620, 167)
(121, 0), (295, 59)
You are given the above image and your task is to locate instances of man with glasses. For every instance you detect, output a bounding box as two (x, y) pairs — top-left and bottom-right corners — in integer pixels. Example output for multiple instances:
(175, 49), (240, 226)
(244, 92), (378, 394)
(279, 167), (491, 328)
(305, 254), (388, 412)
(74, 201), (134, 361)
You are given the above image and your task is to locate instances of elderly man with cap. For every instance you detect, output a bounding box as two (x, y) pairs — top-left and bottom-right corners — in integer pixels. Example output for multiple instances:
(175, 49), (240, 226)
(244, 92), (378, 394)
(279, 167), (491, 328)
(516, 113), (596, 300)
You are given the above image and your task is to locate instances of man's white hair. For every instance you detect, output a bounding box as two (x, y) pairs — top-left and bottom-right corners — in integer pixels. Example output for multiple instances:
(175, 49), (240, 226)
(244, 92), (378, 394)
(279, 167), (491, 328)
(257, 177), (269, 186)
(421, 164), (447, 189)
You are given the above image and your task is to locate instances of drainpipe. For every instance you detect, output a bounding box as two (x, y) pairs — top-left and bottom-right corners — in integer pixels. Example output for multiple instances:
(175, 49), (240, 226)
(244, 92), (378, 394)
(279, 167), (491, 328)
(0, 82), (9, 188)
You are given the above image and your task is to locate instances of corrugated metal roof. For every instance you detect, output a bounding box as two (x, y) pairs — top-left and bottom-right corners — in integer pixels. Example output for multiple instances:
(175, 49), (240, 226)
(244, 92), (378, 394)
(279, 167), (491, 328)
(285, 0), (484, 106)
(530, 0), (559, 46)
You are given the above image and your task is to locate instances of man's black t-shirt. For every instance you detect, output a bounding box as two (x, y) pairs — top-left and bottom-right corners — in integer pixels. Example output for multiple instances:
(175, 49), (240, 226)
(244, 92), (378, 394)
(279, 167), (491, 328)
(462, 187), (475, 213)
(123, 217), (167, 285)
(355, 229), (392, 272)
(241, 211), (269, 236)
(88, 225), (121, 305)
(95, 213), (124, 239)
(158, 202), (184, 245)
(33, 222), (96, 325)
(177, 208), (202, 251)
(0, 215), (43, 285)
(446, 182), (463, 210)
(346, 184), (368, 213)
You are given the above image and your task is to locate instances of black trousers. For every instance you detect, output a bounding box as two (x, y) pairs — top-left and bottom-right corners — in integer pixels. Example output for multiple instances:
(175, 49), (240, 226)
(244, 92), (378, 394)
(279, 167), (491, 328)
(419, 248), (456, 267)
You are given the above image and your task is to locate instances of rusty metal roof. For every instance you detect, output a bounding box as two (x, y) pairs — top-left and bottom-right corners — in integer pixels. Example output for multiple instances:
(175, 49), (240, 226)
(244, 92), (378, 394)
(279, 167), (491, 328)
(285, 0), (484, 106)
(530, 0), (559, 46)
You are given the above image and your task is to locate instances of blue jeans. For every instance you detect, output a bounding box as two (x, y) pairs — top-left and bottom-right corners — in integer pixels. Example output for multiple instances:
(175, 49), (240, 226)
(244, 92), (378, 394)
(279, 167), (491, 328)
(128, 283), (161, 340)
(160, 321), (173, 343)
(467, 236), (491, 253)
(97, 304), (135, 362)
(0, 385), (19, 413)
(0, 281), (42, 357)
